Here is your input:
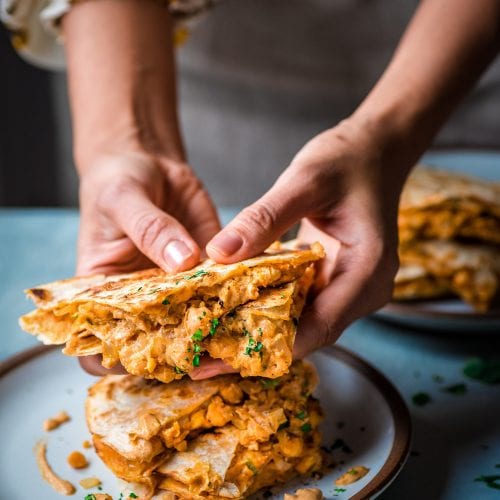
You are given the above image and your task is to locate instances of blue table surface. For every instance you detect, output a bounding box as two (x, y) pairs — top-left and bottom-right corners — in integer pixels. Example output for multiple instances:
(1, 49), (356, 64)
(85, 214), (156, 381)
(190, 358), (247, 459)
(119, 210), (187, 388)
(1, 205), (500, 500)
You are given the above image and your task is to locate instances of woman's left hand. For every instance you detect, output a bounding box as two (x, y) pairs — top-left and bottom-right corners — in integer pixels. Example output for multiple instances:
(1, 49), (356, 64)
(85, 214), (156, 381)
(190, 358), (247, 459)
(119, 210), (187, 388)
(204, 117), (413, 362)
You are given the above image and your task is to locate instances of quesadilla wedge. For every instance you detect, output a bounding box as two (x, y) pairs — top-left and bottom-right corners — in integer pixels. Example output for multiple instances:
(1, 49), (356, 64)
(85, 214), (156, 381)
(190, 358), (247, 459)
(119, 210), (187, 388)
(399, 166), (500, 244)
(20, 241), (324, 382)
(394, 240), (500, 311)
(86, 360), (323, 499)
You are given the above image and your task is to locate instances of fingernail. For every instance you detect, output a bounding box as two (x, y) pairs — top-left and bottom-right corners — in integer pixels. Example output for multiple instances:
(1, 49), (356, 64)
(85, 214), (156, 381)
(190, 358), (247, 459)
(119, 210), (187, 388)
(209, 231), (243, 257)
(164, 240), (193, 269)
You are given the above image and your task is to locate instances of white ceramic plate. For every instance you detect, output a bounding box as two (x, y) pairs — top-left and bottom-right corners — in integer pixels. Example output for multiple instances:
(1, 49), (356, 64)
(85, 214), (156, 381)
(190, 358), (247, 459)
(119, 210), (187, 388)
(376, 150), (500, 333)
(0, 346), (411, 500)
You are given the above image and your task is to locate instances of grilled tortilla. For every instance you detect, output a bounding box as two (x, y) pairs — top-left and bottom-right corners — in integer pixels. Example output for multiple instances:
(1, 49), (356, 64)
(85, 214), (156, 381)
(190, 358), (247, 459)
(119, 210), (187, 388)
(399, 166), (500, 244)
(394, 240), (500, 311)
(20, 241), (324, 381)
(86, 360), (323, 499)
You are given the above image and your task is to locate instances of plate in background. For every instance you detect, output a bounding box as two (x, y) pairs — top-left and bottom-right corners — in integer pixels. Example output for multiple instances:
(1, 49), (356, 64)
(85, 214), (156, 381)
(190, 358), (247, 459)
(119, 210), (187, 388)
(0, 345), (411, 500)
(377, 149), (500, 333)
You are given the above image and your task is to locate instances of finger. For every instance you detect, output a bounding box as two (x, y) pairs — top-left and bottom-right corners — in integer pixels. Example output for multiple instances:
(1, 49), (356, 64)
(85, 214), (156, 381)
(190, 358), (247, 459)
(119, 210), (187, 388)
(181, 187), (222, 251)
(79, 355), (127, 376)
(206, 172), (310, 263)
(293, 243), (396, 359)
(189, 358), (236, 380)
(107, 185), (201, 273)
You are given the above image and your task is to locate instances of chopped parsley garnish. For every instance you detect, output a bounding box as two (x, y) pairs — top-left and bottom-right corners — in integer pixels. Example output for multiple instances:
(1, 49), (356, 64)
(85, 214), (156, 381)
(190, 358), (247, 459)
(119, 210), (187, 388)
(192, 329), (204, 342)
(84, 495), (96, 500)
(474, 475), (500, 490)
(296, 410), (307, 420)
(278, 420), (290, 430)
(280, 293), (286, 299)
(185, 269), (209, 280)
(329, 438), (352, 453)
(412, 392), (431, 406)
(245, 460), (258, 475)
(334, 488), (346, 495)
(193, 344), (201, 353)
(464, 357), (500, 384)
(257, 327), (263, 336)
(193, 354), (200, 367)
(261, 379), (280, 389)
(242, 328), (250, 337)
(348, 468), (358, 475)
(162, 298), (170, 305)
(174, 366), (186, 375)
(244, 336), (263, 356)
(129, 494), (139, 499)
(441, 383), (467, 395)
(137, 286), (143, 292)
(209, 318), (220, 336)
(301, 423), (312, 433)
(98, 486), (102, 491)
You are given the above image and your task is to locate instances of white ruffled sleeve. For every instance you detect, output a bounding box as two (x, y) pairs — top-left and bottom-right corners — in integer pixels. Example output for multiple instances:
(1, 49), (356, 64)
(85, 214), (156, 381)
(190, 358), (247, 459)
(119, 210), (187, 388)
(1, 0), (220, 70)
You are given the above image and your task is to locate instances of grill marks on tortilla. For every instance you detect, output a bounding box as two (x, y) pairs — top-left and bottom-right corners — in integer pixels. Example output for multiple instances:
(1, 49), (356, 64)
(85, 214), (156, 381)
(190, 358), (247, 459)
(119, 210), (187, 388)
(20, 242), (324, 381)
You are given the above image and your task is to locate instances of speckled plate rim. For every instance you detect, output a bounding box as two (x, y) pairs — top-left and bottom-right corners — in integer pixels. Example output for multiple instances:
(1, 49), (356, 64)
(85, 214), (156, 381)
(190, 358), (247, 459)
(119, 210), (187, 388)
(320, 345), (412, 500)
(380, 301), (500, 321)
(0, 344), (412, 500)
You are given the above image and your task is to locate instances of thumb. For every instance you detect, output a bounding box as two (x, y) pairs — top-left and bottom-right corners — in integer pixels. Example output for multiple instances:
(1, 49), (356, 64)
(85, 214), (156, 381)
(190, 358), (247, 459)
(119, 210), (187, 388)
(108, 185), (201, 273)
(206, 177), (306, 263)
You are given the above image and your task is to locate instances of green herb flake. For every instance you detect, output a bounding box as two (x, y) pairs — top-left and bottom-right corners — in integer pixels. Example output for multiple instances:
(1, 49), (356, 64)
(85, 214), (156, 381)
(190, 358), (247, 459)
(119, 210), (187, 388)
(348, 468), (358, 475)
(137, 287), (143, 292)
(84, 495), (96, 500)
(193, 354), (200, 367)
(261, 379), (280, 389)
(98, 486), (102, 491)
(334, 488), (346, 495)
(441, 383), (467, 395)
(412, 392), (431, 407)
(278, 420), (290, 430)
(245, 460), (258, 475)
(191, 329), (204, 342)
(464, 357), (500, 384)
(474, 475), (500, 490)
(258, 327), (263, 336)
(162, 298), (170, 305)
(209, 318), (220, 336)
(185, 269), (209, 280)
(296, 410), (307, 420)
(174, 366), (185, 375)
(129, 494), (139, 499)
(193, 344), (201, 353)
(301, 423), (312, 433)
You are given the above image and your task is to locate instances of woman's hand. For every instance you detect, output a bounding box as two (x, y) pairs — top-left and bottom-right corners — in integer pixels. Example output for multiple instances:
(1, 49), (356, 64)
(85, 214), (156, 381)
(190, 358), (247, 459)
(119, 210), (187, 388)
(204, 117), (412, 363)
(77, 152), (220, 276)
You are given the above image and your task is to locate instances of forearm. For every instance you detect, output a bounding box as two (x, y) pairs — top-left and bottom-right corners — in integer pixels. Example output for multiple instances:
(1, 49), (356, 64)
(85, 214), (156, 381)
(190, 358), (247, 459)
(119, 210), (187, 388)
(63, 0), (185, 172)
(352, 0), (500, 167)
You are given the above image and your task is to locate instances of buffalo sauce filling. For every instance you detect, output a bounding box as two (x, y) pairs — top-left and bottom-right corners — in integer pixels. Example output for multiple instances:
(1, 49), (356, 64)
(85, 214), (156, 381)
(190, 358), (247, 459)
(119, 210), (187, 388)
(57, 263), (311, 382)
(94, 362), (323, 497)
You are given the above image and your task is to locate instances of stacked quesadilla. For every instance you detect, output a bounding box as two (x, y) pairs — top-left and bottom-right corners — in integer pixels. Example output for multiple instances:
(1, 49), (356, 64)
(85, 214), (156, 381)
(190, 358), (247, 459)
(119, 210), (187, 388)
(20, 241), (324, 381)
(86, 360), (323, 499)
(394, 166), (500, 311)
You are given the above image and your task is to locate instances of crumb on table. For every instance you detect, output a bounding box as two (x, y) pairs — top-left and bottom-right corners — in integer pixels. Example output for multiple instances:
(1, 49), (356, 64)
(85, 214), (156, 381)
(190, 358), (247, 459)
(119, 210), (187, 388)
(335, 465), (370, 486)
(284, 487), (324, 500)
(82, 439), (93, 449)
(43, 410), (71, 431)
(67, 450), (89, 469)
(80, 477), (102, 489)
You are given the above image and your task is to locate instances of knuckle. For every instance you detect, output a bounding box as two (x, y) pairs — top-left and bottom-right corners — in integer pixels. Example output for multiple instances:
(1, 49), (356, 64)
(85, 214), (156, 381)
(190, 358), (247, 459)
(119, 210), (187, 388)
(239, 202), (278, 235)
(132, 212), (167, 252)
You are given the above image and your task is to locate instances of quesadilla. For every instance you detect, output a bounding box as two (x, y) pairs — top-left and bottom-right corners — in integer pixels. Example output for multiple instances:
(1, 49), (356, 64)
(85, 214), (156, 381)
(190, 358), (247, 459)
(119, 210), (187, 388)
(398, 166), (500, 245)
(86, 360), (323, 499)
(20, 241), (324, 382)
(394, 240), (500, 311)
